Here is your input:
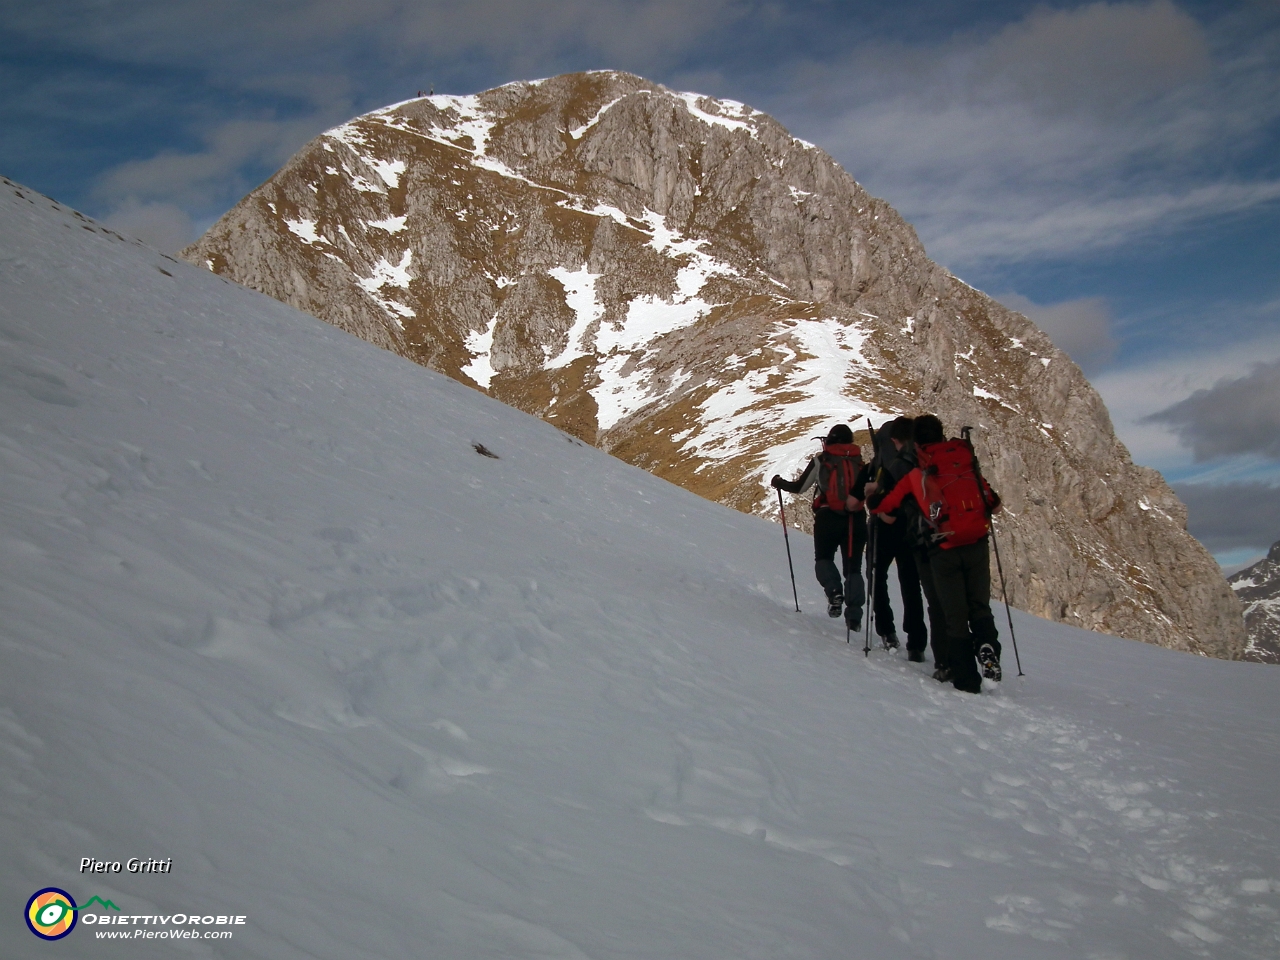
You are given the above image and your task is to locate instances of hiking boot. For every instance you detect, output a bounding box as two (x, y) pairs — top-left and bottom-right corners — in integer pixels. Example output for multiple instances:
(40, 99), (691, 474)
(827, 594), (843, 618)
(845, 610), (862, 632)
(932, 666), (952, 683)
(978, 643), (1002, 682)
(908, 649), (925, 663)
(880, 632), (899, 651)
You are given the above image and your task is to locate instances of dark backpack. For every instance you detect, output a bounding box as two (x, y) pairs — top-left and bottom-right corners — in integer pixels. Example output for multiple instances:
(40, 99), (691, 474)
(815, 443), (863, 513)
(915, 438), (996, 548)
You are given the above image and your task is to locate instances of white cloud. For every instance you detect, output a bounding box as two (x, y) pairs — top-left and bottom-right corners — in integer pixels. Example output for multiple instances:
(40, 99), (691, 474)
(922, 179), (1280, 266)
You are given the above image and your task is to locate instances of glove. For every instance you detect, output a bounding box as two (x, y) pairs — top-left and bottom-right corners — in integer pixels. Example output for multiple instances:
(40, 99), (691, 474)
(770, 475), (784, 489)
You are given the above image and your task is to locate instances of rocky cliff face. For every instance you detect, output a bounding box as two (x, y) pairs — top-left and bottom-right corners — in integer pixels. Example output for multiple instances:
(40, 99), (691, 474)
(1228, 542), (1280, 663)
(182, 70), (1246, 658)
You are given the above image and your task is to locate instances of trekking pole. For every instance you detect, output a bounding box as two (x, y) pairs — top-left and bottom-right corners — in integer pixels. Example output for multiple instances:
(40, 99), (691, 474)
(961, 427), (1024, 677)
(863, 519), (875, 656)
(988, 521), (1024, 677)
(777, 488), (801, 613)
(863, 416), (877, 656)
(846, 513), (853, 643)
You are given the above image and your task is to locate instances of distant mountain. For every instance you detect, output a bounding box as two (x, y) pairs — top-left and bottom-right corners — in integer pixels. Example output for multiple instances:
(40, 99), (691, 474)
(1228, 541), (1280, 663)
(182, 70), (1245, 658)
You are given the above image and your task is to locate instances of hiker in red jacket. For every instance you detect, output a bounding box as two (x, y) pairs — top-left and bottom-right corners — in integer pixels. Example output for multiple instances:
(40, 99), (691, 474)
(771, 424), (867, 631)
(872, 414), (1003, 693)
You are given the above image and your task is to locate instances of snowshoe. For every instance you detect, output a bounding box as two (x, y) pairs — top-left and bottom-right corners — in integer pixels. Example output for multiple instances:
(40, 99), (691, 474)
(978, 643), (1002, 682)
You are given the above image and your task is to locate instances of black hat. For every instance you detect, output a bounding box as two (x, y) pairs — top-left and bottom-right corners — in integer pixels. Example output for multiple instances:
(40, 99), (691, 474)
(913, 414), (945, 444)
(889, 416), (915, 442)
(826, 423), (853, 444)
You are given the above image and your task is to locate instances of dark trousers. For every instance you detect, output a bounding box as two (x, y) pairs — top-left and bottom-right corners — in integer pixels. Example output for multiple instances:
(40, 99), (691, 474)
(869, 519), (927, 652)
(813, 508), (866, 626)
(913, 548), (950, 667)
(928, 539), (1000, 682)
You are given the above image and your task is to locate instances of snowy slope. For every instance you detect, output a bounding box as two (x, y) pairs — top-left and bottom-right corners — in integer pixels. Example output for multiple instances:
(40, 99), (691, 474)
(2, 177), (1279, 959)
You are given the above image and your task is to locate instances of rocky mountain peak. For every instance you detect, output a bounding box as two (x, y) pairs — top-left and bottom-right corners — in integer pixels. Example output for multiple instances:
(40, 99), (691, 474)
(1228, 541), (1280, 663)
(182, 70), (1247, 659)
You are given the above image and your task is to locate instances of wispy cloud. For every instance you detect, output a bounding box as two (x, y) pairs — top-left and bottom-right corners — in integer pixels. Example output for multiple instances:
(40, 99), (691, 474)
(772, 1), (1280, 269)
(5, 0), (751, 224)
(93, 117), (335, 211)
(86, 114), (350, 250)
(923, 180), (1280, 265)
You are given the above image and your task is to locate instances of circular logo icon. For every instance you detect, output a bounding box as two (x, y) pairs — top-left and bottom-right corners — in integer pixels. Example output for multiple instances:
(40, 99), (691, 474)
(26, 888), (78, 940)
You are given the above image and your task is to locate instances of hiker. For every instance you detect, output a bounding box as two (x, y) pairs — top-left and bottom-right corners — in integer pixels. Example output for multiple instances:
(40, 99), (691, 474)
(863, 418), (928, 660)
(871, 414), (1003, 693)
(882, 421), (950, 676)
(771, 424), (867, 630)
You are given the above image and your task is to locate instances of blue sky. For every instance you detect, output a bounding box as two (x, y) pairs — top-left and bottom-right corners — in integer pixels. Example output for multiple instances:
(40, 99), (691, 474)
(2, 0), (1278, 566)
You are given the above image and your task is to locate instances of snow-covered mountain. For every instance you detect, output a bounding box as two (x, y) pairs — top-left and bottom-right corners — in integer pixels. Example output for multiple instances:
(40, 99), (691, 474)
(1229, 541), (1280, 663)
(182, 71), (1243, 659)
(4, 177), (1280, 959)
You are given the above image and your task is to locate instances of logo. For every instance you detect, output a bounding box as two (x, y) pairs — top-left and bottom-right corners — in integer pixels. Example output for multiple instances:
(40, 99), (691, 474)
(25, 888), (78, 940)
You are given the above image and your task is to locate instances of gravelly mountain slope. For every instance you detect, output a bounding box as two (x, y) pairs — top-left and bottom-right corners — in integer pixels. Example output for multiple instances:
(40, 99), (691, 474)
(183, 70), (1245, 658)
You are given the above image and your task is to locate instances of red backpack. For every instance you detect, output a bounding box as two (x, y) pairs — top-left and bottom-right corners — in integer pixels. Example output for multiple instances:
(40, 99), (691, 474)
(815, 443), (863, 513)
(915, 438), (995, 548)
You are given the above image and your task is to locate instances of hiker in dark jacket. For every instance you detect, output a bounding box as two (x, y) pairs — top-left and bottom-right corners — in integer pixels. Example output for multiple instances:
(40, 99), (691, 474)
(863, 418), (928, 660)
(872, 414), (1003, 693)
(879, 423), (950, 676)
(771, 424), (867, 630)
